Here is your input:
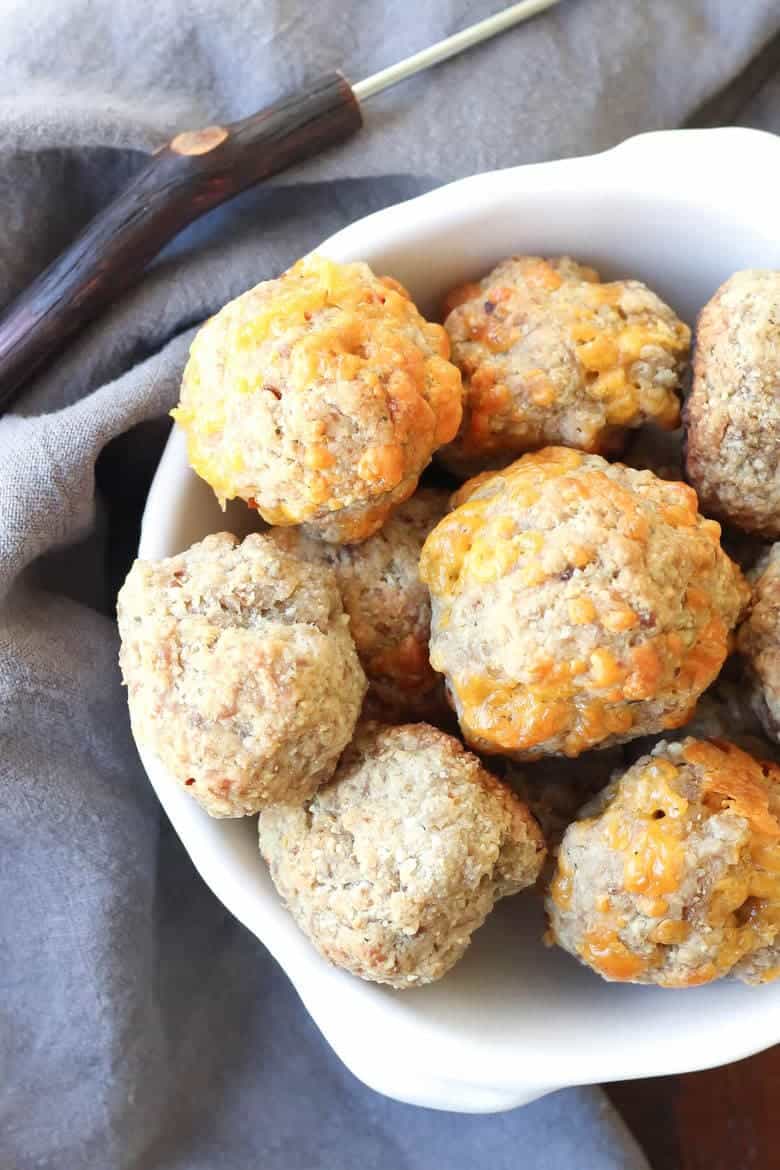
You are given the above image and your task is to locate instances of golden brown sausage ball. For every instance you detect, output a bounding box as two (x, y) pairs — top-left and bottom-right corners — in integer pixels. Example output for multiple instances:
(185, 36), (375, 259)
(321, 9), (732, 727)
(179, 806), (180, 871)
(268, 489), (450, 723)
(172, 254), (462, 543)
(117, 533), (366, 817)
(258, 723), (545, 988)
(419, 448), (748, 759)
(439, 256), (689, 476)
(685, 270), (780, 537)
(546, 738), (780, 986)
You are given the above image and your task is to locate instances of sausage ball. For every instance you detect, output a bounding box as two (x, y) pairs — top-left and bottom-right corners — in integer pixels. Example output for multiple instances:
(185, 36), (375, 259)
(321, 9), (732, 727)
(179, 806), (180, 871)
(546, 738), (780, 986)
(419, 447), (749, 759)
(438, 256), (689, 476)
(258, 722), (545, 987)
(117, 532), (366, 817)
(738, 544), (780, 743)
(685, 270), (780, 537)
(269, 489), (450, 723)
(172, 254), (462, 543)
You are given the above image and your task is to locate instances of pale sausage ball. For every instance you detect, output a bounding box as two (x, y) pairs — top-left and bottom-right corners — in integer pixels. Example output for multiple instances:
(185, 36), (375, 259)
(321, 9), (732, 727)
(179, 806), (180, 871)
(268, 489), (449, 723)
(420, 447), (748, 759)
(173, 254), (462, 543)
(117, 532), (366, 817)
(258, 723), (545, 988)
(546, 738), (780, 987)
(685, 270), (780, 537)
(439, 256), (689, 477)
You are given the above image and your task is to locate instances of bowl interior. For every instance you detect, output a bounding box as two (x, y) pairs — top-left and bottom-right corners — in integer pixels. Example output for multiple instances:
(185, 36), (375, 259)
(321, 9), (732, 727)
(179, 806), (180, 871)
(139, 132), (780, 1111)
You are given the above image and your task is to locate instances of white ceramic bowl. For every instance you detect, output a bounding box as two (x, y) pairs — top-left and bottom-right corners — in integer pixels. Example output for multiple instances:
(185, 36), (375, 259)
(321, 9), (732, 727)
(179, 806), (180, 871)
(137, 127), (780, 1112)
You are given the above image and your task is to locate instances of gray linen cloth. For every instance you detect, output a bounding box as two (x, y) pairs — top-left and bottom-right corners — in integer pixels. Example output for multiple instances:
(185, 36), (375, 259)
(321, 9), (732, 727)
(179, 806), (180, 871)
(2, 2), (780, 1167)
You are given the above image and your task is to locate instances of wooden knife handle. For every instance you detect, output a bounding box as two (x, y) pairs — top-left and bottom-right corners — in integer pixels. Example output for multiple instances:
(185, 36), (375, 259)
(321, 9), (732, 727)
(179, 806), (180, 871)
(0, 71), (362, 413)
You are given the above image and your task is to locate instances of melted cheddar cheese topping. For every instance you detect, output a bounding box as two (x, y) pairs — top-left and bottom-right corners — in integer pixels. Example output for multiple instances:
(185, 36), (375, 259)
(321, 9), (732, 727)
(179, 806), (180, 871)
(556, 742), (780, 985)
(173, 254), (463, 537)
